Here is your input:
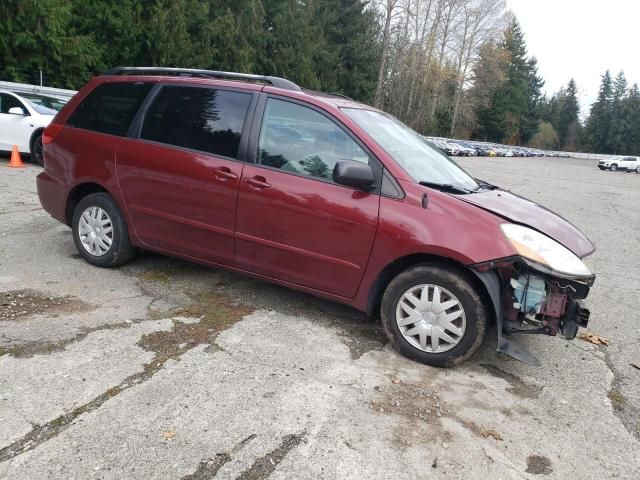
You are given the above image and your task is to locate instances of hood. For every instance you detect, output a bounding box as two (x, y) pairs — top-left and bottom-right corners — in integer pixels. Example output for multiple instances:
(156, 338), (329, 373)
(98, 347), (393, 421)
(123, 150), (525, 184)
(457, 189), (595, 258)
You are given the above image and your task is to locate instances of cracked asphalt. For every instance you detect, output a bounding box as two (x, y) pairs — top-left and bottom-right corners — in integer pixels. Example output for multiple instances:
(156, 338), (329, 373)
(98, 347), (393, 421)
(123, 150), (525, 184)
(1, 155), (639, 479)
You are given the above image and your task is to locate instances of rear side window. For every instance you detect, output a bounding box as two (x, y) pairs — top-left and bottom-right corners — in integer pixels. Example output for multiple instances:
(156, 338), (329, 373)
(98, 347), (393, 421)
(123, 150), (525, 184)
(67, 82), (152, 136)
(141, 86), (252, 159)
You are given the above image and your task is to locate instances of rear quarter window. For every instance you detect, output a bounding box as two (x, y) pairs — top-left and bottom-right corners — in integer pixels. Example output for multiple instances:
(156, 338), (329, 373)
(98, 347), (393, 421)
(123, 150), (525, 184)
(67, 82), (152, 136)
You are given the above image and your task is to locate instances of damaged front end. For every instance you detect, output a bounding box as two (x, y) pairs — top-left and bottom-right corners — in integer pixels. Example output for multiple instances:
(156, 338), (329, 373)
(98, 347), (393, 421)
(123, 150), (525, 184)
(472, 224), (596, 365)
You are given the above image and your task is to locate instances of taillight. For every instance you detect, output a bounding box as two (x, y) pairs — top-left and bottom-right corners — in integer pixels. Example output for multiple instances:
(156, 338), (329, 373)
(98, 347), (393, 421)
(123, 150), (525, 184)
(42, 123), (63, 145)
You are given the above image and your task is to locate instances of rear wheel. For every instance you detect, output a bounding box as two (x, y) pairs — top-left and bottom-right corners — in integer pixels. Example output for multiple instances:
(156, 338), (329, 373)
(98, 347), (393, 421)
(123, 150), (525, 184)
(72, 193), (137, 268)
(30, 132), (43, 166)
(610, 164), (618, 171)
(381, 265), (488, 367)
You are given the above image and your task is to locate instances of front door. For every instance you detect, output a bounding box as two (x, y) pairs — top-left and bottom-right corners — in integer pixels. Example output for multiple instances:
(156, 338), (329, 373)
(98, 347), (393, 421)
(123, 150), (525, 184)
(0, 93), (32, 152)
(234, 97), (380, 298)
(117, 84), (255, 265)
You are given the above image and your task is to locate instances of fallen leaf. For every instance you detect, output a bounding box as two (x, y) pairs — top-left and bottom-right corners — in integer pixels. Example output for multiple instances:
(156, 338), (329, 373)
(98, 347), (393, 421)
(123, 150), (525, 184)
(578, 330), (609, 346)
(630, 363), (640, 371)
(163, 428), (176, 439)
(481, 429), (503, 441)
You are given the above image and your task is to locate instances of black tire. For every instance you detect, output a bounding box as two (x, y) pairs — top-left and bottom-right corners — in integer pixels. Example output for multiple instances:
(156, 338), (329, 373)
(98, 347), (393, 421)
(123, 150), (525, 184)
(636, 166), (640, 174)
(71, 193), (137, 268)
(610, 164), (618, 171)
(30, 132), (44, 166)
(381, 264), (488, 368)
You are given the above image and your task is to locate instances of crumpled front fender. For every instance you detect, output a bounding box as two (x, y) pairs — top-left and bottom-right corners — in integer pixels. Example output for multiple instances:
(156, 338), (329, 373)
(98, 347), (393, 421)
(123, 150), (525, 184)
(473, 269), (541, 366)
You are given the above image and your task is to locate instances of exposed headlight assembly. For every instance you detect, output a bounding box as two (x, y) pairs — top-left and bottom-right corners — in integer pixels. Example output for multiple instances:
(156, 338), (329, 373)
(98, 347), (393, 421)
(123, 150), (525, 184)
(500, 224), (592, 278)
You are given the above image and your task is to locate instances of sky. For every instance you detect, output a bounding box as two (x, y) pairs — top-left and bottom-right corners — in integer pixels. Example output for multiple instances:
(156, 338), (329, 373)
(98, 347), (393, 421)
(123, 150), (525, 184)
(505, 0), (640, 117)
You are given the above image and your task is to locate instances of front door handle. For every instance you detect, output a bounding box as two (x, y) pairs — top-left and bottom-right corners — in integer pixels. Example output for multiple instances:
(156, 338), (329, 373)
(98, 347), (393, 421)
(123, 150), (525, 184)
(244, 176), (272, 189)
(213, 166), (238, 181)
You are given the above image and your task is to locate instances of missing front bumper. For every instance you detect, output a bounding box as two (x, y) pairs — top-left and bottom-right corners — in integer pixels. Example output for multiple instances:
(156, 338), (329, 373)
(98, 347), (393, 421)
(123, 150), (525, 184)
(473, 269), (592, 366)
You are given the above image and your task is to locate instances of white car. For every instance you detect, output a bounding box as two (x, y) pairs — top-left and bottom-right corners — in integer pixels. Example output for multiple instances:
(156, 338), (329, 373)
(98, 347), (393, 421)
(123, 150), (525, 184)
(598, 156), (640, 173)
(0, 90), (65, 165)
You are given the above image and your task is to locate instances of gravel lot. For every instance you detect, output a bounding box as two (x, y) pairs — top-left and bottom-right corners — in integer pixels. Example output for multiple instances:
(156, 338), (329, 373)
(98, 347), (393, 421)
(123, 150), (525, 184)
(1, 155), (639, 479)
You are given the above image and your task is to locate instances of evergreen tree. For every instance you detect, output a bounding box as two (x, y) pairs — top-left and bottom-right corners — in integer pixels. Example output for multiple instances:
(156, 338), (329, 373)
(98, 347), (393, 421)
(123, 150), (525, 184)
(312, 0), (379, 102)
(474, 19), (541, 144)
(586, 70), (614, 153)
(609, 71), (628, 153)
(622, 84), (640, 154)
(520, 56), (544, 144)
(555, 79), (580, 150)
(0, 0), (97, 88)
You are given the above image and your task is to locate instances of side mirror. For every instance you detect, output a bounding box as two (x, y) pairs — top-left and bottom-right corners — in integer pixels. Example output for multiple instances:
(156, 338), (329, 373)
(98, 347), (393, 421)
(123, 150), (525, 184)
(333, 160), (375, 190)
(8, 107), (27, 115)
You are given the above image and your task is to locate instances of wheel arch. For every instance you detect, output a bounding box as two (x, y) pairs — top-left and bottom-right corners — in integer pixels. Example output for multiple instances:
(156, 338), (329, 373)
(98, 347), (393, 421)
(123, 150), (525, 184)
(365, 253), (495, 320)
(29, 127), (45, 153)
(65, 182), (109, 226)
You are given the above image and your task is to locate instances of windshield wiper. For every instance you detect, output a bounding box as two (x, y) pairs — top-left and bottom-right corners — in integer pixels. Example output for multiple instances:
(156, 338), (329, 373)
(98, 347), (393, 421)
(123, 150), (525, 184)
(474, 179), (498, 191)
(419, 181), (474, 194)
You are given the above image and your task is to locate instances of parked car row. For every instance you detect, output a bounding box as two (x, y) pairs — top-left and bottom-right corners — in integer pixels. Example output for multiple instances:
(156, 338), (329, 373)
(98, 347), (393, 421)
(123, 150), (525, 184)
(425, 136), (557, 158)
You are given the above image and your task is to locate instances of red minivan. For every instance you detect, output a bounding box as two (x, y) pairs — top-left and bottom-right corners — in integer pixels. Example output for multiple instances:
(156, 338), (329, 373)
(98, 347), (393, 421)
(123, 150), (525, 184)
(37, 68), (595, 367)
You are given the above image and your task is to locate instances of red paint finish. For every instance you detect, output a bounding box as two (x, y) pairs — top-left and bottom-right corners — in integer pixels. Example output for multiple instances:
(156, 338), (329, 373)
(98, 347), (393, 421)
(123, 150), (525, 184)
(37, 125), (125, 224)
(350, 181), (518, 311)
(235, 164), (379, 298)
(116, 138), (242, 265)
(456, 190), (595, 258)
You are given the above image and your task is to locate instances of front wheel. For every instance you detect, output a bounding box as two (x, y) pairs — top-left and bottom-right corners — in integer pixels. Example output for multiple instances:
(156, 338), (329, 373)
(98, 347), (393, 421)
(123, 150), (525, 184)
(610, 164), (618, 171)
(72, 193), (137, 268)
(381, 265), (488, 367)
(636, 166), (640, 174)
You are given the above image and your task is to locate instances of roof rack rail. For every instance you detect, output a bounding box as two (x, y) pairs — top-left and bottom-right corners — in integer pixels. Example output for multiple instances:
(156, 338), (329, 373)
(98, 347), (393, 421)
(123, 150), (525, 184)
(102, 67), (301, 91)
(326, 92), (353, 101)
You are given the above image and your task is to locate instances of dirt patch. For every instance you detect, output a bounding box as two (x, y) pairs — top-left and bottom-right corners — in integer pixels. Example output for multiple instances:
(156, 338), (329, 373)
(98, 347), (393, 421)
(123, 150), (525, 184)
(237, 433), (306, 480)
(139, 290), (253, 367)
(138, 268), (173, 284)
(0, 289), (92, 322)
(180, 433), (257, 479)
(526, 455), (553, 475)
(371, 377), (453, 446)
(0, 322), (130, 358)
(480, 363), (542, 399)
(334, 318), (386, 360)
(608, 388), (627, 411)
(136, 259), (387, 360)
(181, 453), (230, 480)
(0, 289), (254, 462)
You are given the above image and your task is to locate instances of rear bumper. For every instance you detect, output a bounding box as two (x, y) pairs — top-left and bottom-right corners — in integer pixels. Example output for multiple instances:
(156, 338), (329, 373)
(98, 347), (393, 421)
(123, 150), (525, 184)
(36, 171), (68, 224)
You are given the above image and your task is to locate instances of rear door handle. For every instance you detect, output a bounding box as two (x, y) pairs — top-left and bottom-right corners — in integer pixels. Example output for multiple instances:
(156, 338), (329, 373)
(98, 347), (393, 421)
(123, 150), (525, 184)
(244, 176), (271, 189)
(213, 166), (238, 181)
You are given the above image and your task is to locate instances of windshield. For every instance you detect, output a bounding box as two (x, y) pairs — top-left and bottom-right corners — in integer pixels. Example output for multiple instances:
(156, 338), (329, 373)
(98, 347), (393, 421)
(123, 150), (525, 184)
(342, 108), (479, 191)
(19, 93), (65, 114)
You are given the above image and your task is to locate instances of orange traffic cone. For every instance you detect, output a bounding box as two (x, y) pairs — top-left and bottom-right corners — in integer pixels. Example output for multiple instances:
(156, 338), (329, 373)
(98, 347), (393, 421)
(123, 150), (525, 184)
(8, 145), (25, 168)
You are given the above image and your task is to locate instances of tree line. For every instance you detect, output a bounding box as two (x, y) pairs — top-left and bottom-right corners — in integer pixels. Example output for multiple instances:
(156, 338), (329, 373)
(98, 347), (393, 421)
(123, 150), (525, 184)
(0, 0), (379, 101)
(1, 0), (637, 154)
